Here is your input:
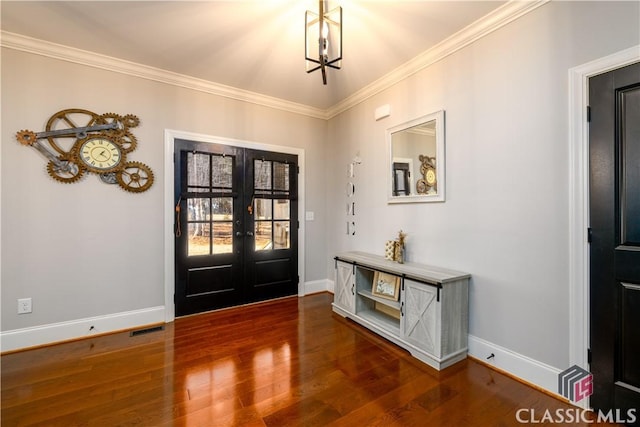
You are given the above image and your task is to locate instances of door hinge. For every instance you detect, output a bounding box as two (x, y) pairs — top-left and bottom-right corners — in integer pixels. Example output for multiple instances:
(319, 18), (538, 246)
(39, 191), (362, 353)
(587, 348), (592, 364)
(173, 153), (175, 163)
(587, 227), (593, 243)
(587, 105), (591, 122)
(297, 220), (300, 229)
(297, 166), (300, 174)
(297, 275), (300, 284)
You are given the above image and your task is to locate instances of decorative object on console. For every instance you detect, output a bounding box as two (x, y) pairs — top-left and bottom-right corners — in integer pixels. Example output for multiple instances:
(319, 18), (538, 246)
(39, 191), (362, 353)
(395, 230), (407, 263)
(16, 108), (154, 193)
(384, 240), (396, 260)
(372, 271), (401, 301)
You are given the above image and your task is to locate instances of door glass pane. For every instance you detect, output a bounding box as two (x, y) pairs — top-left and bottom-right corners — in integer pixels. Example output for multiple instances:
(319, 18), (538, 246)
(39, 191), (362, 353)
(188, 198), (210, 221)
(255, 221), (272, 251)
(274, 221), (290, 249)
(188, 223), (210, 256)
(254, 159), (272, 190)
(187, 153), (210, 190)
(274, 200), (290, 220)
(255, 198), (272, 220)
(213, 222), (233, 254)
(274, 162), (289, 191)
(212, 197), (233, 219)
(212, 155), (233, 190)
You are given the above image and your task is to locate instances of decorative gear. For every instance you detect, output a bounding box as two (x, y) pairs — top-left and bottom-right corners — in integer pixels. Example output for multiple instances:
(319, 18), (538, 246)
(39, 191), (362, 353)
(45, 109), (100, 155)
(122, 114), (140, 129)
(16, 130), (38, 146)
(94, 113), (124, 132)
(99, 172), (118, 185)
(46, 157), (84, 183)
(116, 131), (138, 153)
(116, 161), (154, 193)
(94, 113), (135, 136)
(416, 179), (428, 194)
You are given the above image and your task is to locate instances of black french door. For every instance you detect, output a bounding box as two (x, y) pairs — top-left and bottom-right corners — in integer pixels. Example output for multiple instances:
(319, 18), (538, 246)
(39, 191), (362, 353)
(174, 139), (298, 316)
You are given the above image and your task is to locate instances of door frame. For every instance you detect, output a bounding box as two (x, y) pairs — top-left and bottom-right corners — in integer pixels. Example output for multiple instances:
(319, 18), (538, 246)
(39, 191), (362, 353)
(568, 45), (639, 408)
(163, 129), (305, 322)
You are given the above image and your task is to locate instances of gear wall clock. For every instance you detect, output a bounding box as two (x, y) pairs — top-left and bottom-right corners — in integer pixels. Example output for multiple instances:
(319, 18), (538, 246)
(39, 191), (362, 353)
(16, 108), (154, 193)
(416, 154), (436, 194)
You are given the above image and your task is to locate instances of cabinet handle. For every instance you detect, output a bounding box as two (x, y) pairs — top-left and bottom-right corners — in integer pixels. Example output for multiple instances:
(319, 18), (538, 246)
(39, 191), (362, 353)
(401, 301), (404, 317)
(351, 283), (355, 295)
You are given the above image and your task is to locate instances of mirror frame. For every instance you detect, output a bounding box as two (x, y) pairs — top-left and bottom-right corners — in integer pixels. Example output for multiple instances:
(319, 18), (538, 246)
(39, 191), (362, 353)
(386, 110), (445, 203)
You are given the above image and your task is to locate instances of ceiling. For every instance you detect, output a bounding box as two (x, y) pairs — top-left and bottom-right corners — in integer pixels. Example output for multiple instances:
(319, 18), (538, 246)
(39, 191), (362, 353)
(1, 1), (507, 111)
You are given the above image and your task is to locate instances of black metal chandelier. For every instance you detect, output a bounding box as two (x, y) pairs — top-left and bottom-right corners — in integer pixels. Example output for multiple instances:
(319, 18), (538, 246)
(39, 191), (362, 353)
(305, 0), (342, 85)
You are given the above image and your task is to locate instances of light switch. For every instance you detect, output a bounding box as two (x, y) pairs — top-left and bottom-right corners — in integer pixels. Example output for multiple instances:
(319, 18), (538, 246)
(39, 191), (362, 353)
(305, 211), (315, 221)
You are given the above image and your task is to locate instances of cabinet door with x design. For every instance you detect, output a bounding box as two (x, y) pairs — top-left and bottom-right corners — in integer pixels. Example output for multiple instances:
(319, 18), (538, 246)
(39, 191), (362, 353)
(334, 260), (355, 314)
(402, 280), (439, 356)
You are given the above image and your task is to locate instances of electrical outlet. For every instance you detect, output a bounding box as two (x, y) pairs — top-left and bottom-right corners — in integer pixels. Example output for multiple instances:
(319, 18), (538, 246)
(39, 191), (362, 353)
(18, 298), (32, 314)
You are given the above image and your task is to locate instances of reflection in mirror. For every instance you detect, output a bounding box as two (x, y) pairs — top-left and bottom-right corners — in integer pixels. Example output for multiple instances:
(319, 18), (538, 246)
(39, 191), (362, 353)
(392, 162), (410, 196)
(387, 110), (445, 203)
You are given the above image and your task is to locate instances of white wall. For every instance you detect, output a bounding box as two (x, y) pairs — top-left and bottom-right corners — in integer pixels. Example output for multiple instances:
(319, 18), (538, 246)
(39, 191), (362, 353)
(1, 48), (327, 337)
(326, 0), (639, 374)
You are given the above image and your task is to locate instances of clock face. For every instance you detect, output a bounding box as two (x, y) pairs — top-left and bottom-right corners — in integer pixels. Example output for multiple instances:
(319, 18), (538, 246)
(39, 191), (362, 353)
(78, 137), (122, 173)
(425, 168), (437, 186)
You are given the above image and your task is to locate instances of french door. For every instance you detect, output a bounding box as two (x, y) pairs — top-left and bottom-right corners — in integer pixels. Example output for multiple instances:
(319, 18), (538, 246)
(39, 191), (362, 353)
(174, 139), (298, 316)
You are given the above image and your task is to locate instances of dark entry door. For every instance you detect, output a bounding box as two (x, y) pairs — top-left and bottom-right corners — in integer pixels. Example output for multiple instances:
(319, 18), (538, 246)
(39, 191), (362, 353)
(244, 149), (299, 303)
(174, 139), (298, 316)
(589, 62), (640, 417)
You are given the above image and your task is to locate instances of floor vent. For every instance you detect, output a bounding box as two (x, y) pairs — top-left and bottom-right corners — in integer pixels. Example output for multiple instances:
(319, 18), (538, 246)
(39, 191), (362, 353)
(129, 325), (165, 337)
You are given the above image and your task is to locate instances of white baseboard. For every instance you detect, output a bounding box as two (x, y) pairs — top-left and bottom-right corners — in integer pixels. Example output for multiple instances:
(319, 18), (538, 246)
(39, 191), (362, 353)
(304, 279), (332, 295)
(327, 279), (335, 294)
(1, 306), (165, 353)
(468, 334), (563, 399)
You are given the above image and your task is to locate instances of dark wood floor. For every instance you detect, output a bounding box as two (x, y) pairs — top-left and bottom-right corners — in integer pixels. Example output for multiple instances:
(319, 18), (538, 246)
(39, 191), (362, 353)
(1, 293), (615, 426)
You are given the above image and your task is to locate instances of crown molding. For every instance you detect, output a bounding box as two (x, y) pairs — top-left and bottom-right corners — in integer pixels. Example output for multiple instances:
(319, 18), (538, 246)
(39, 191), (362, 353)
(325, 0), (550, 119)
(0, 31), (329, 120)
(1, 1), (546, 122)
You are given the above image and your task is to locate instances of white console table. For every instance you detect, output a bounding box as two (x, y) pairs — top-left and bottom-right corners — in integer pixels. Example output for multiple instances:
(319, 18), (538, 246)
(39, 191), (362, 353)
(333, 251), (470, 370)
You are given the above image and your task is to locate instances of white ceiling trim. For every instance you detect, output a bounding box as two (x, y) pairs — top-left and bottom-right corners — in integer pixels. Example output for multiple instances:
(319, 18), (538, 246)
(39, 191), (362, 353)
(0, 1), (547, 121)
(0, 31), (328, 120)
(325, 0), (549, 119)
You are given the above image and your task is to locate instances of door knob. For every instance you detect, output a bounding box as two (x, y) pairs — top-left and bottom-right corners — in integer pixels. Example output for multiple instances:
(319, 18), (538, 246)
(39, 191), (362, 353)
(235, 232), (242, 237)
(246, 231), (254, 236)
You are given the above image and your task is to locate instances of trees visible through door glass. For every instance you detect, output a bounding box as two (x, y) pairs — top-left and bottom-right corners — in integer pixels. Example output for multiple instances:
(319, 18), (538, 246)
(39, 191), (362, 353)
(187, 152), (232, 192)
(186, 151), (234, 256)
(254, 159), (272, 190)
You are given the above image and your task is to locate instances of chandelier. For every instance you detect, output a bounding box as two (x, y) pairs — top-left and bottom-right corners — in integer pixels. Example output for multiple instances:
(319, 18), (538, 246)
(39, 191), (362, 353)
(305, 1), (342, 85)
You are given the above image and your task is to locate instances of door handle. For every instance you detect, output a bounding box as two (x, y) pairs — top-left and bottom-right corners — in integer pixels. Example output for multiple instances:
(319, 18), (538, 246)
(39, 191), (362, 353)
(235, 232), (243, 237)
(246, 231), (254, 236)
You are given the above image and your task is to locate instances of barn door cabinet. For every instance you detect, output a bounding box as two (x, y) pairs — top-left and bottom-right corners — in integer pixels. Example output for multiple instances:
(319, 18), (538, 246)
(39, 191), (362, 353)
(332, 251), (470, 370)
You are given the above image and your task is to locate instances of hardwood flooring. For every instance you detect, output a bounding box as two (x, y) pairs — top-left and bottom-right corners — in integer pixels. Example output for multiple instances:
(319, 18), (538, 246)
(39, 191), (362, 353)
(1, 293), (616, 426)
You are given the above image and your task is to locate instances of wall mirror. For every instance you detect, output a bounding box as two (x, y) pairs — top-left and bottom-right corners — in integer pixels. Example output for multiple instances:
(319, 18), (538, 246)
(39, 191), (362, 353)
(386, 110), (445, 203)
